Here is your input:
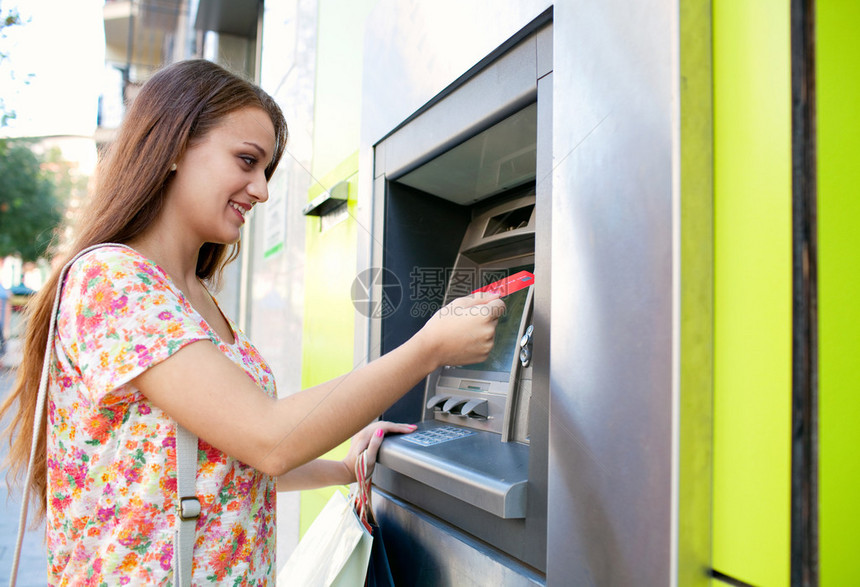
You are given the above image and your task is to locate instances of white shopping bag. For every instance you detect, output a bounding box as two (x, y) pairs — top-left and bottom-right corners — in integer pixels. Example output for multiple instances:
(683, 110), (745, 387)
(278, 491), (372, 587)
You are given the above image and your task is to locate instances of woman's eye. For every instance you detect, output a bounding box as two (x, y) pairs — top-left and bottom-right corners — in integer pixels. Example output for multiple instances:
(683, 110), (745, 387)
(240, 155), (257, 167)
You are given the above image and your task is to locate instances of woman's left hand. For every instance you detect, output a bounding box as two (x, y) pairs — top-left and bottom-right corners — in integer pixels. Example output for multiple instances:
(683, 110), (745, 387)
(342, 420), (417, 481)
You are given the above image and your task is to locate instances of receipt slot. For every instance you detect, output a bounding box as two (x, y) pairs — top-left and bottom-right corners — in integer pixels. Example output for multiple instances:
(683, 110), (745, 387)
(365, 23), (552, 576)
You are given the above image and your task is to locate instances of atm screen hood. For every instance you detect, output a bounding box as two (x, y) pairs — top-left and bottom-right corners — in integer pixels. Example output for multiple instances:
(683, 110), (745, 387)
(395, 102), (537, 205)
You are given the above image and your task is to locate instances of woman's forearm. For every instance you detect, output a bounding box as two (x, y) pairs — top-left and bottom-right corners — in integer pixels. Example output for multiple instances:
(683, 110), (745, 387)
(259, 334), (438, 475)
(276, 459), (352, 491)
(135, 295), (502, 479)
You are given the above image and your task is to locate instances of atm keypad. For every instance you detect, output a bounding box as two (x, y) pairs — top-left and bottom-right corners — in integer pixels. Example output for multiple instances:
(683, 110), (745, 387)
(401, 425), (476, 446)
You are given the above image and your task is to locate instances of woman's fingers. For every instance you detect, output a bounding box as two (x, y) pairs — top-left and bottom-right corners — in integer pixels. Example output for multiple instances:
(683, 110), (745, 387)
(418, 293), (507, 367)
(448, 292), (506, 317)
(363, 428), (385, 473)
(482, 297), (507, 319)
(360, 421), (417, 476)
(451, 290), (499, 306)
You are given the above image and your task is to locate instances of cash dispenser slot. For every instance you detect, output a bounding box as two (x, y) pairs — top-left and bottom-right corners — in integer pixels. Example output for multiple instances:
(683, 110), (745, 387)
(461, 398), (489, 418)
(426, 395), (451, 410)
(442, 397), (468, 413)
(426, 394), (491, 419)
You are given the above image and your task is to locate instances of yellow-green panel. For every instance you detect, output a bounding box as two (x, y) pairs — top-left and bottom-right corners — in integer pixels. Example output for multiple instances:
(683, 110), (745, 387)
(299, 446), (350, 537)
(816, 2), (860, 584)
(299, 153), (360, 535)
(297, 0), (377, 544)
(679, 0), (714, 584)
(301, 154), (360, 390)
(712, 0), (791, 585)
(300, 201), (357, 389)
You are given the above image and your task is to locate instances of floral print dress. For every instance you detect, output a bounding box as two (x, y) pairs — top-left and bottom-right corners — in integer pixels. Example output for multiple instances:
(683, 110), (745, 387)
(47, 246), (277, 586)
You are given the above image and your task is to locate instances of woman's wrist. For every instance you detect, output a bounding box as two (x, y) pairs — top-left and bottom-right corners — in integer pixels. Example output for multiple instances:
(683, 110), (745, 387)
(407, 321), (443, 373)
(337, 459), (355, 485)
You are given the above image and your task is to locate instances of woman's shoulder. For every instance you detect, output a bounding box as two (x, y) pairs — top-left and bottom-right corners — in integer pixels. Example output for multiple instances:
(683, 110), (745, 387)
(70, 245), (160, 279)
(66, 245), (176, 299)
(72, 244), (141, 266)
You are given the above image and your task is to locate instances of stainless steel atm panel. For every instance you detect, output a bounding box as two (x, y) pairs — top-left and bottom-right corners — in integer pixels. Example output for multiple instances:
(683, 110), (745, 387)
(368, 20), (552, 575)
(359, 0), (694, 583)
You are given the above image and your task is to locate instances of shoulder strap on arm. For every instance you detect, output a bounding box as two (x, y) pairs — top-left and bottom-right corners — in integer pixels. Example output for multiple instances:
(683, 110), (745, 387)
(175, 423), (199, 587)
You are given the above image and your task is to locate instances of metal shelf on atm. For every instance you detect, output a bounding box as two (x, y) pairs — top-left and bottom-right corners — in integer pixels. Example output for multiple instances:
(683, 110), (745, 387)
(376, 421), (529, 519)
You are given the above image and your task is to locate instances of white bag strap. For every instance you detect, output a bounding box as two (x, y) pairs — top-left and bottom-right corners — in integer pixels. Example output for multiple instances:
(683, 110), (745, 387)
(175, 423), (199, 587)
(351, 450), (374, 528)
(8, 243), (199, 587)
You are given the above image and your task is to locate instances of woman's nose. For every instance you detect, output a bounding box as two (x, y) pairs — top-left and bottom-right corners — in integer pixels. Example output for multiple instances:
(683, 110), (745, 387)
(248, 174), (269, 203)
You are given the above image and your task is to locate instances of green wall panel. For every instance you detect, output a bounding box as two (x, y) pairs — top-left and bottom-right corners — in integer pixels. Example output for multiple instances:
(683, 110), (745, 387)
(712, 0), (792, 584)
(299, 153), (360, 536)
(300, 162), (359, 391)
(297, 0), (377, 541)
(679, 1), (714, 584)
(816, 2), (860, 584)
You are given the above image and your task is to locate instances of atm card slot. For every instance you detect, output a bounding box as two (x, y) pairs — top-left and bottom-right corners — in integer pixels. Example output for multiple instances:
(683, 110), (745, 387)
(458, 379), (490, 391)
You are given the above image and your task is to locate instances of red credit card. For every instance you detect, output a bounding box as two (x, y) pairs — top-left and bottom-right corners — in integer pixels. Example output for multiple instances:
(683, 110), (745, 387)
(472, 270), (535, 298)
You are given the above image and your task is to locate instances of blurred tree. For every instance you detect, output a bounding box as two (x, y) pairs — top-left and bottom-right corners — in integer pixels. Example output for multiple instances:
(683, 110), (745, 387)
(0, 140), (65, 261)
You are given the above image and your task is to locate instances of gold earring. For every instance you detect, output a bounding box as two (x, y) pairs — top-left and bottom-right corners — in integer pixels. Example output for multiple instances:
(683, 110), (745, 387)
(170, 163), (177, 172)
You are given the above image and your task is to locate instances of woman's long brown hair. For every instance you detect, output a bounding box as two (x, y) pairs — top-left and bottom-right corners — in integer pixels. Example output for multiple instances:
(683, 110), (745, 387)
(0, 59), (288, 523)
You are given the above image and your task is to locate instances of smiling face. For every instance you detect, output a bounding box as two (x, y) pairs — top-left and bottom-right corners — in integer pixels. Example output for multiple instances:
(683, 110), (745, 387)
(163, 106), (276, 246)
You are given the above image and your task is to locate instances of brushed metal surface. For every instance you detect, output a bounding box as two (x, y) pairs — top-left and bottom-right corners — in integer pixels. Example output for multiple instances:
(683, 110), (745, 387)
(373, 489), (546, 586)
(546, 1), (678, 585)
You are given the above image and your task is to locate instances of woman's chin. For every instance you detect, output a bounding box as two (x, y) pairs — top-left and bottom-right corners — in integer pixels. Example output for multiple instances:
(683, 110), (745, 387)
(208, 230), (243, 246)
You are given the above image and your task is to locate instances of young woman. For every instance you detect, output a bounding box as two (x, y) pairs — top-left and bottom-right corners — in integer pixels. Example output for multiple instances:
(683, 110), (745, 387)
(0, 59), (504, 584)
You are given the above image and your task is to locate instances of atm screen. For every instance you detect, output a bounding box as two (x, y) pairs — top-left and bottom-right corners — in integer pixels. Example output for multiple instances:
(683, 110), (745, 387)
(458, 285), (530, 373)
(451, 263), (534, 375)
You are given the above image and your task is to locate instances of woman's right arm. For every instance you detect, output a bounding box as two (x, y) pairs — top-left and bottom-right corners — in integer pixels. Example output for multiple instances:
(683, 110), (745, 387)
(132, 293), (504, 478)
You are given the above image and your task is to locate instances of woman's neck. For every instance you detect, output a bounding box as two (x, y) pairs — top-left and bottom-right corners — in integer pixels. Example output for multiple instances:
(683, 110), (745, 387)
(125, 231), (203, 295)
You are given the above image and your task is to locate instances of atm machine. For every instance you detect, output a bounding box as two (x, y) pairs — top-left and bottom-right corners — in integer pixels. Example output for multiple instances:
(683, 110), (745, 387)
(365, 20), (552, 584)
(378, 185), (536, 518)
(351, 0), (696, 581)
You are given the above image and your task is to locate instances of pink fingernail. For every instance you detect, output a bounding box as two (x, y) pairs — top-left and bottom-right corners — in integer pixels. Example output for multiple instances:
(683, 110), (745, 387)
(376, 429), (384, 438)
(409, 424), (418, 429)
